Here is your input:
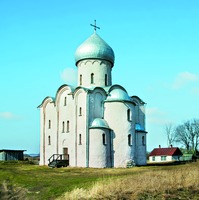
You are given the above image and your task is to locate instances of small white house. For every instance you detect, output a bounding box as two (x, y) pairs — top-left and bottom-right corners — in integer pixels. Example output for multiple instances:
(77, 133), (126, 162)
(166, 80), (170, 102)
(149, 146), (183, 163)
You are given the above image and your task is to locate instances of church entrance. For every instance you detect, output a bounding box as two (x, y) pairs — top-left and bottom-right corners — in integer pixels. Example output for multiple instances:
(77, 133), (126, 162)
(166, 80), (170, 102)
(63, 148), (69, 160)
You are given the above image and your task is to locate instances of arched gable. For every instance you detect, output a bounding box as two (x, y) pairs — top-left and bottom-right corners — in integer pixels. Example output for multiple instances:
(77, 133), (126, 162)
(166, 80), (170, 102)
(37, 96), (54, 109)
(55, 84), (74, 107)
(131, 96), (145, 106)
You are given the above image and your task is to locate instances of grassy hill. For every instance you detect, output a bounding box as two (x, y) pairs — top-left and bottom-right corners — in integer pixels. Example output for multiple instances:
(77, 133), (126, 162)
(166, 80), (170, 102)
(0, 161), (198, 199)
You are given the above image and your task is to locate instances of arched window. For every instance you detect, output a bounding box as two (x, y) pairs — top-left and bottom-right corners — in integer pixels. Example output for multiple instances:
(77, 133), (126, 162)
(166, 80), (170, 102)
(102, 133), (106, 145)
(142, 136), (145, 146)
(48, 120), (51, 129)
(67, 120), (69, 132)
(91, 73), (94, 84)
(105, 74), (108, 86)
(48, 136), (51, 145)
(62, 121), (65, 133)
(128, 134), (132, 146)
(79, 107), (82, 116)
(127, 109), (131, 121)
(79, 134), (82, 145)
(80, 74), (82, 85)
(64, 97), (67, 106)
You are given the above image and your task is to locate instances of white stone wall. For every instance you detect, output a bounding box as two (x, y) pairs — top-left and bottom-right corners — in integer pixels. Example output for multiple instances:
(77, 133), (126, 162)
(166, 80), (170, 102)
(89, 128), (111, 168)
(104, 101), (135, 167)
(136, 132), (147, 165)
(77, 60), (112, 87)
(44, 101), (57, 165)
(74, 89), (87, 167)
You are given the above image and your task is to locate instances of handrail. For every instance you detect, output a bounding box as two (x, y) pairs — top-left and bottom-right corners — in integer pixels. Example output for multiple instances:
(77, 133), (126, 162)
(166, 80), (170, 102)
(48, 154), (69, 164)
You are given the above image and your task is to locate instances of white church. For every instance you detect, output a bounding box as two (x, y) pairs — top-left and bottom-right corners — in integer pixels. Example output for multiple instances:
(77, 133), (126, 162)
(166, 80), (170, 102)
(38, 24), (148, 168)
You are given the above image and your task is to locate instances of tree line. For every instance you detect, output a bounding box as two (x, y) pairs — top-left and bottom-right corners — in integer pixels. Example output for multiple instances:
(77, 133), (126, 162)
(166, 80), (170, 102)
(165, 119), (199, 154)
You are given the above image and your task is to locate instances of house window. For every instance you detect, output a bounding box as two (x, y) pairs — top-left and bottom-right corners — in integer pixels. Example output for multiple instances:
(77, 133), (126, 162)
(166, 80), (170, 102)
(91, 73), (94, 84)
(105, 74), (108, 86)
(64, 97), (67, 106)
(79, 134), (82, 145)
(128, 134), (132, 146)
(102, 133), (106, 145)
(80, 75), (82, 85)
(152, 156), (155, 161)
(67, 121), (69, 132)
(48, 136), (51, 145)
(127, 109), (132, 121)
(161, 156), (166, 161)
(48, 120), (51, 129)
(62, 121), (65, 133)
(79, 107), (82, 116)
(142, 136), (145, 146)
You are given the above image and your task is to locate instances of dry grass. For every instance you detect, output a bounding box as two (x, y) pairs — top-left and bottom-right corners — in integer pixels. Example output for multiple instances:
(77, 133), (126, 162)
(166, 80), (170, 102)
(58, 162), (199, 200)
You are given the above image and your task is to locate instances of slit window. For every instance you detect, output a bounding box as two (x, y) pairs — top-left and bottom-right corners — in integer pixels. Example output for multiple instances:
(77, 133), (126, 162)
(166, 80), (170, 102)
(105, 74), (108, 86)
(102, 133), (106, 145)
(80, 74), (82, 85)
(91, 73), (94, 84)
(48, 136), (51, 145)
(128, 134), (132, 146)
(64, 97), (67, 106)
(48, 120), (51, 129)
(127, 109), (132, 121)
(62, 121), (65, 133)
(79, 134), (82, 145)
(67, 120), (69, 132)
(142, 136), (145, 146)
(79, 107), (82, 116)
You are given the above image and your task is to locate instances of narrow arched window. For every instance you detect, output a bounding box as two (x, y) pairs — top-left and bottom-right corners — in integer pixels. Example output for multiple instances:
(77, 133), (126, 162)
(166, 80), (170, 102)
(102, 133), (106, 145)
(48, 136), (51, 145)
(142, 136), (145, 146)
(127, 109), (131, 121)
(67, 120), (69, 132)
(128, 134), (132, 146)
(79, 134), (82, 145)
(79, 107), (82, 116)
(64, 97), (67, 106)
(105, 74), (108, 86)
(80, 74), (82, 85)
(48, 120), (51, 129)
(91, 73), (94, 84)
(62, 121), (65, 133)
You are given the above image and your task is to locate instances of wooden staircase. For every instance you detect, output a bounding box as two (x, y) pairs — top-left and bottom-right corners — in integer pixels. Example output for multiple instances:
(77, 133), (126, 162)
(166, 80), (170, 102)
(48, 154), (69, 168)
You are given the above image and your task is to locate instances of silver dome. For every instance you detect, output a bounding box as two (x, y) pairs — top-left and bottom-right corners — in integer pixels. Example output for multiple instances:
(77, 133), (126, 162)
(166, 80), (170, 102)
(90, 118), (110, 129)
(75, 33), (115, 66)
(106, 88), (132, 102)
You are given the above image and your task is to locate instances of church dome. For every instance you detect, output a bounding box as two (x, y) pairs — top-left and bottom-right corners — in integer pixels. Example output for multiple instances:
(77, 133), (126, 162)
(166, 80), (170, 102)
(90, 118), (110, 129)
(106, 88), (132, 102)
(75, 33), (115, 66)
(135, 123), (145, 131)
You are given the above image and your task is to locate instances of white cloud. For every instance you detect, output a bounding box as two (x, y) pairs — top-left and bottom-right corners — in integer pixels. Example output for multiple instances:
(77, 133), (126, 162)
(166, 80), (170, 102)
(60, 68), (77, 86)
(0, 112), (19, 120)
(172, 72), (199, 89)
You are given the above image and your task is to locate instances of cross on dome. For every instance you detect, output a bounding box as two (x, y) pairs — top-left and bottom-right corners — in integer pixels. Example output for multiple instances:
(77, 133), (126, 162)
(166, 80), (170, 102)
(90, 20), (100, 32)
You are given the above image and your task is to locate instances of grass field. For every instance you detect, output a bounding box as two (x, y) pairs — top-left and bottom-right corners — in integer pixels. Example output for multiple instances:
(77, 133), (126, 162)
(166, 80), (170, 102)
(0, 161), (198, 199)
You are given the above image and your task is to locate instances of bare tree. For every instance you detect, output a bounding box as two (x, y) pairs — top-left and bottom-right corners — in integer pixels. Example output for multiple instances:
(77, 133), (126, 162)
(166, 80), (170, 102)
(164, 123), (176, 147)
(174, 119), (199, 153)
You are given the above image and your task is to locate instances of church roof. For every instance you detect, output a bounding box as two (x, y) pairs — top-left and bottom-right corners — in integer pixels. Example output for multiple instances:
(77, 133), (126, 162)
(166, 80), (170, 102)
(149, 147), (183, 157)
(75, 32), (115, 66)
(90, 118), (110, 129)
(106, 88), (132, 102)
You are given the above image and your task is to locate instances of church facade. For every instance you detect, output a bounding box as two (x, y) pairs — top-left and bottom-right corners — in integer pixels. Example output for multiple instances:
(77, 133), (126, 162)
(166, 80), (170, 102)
(38, 29), (147, 168)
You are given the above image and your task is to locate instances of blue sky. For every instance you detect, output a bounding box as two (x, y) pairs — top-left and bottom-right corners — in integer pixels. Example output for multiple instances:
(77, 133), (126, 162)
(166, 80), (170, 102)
(0, 0), (199, 154)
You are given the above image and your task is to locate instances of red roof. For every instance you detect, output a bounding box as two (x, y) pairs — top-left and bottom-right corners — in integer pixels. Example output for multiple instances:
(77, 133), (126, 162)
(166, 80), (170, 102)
(149, 147), (183, 157)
